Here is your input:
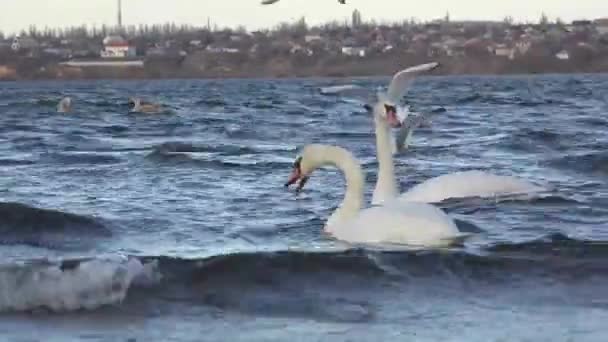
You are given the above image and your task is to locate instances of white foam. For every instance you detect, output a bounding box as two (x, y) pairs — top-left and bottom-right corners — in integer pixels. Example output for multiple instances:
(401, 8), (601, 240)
(0, 255), (144, 312)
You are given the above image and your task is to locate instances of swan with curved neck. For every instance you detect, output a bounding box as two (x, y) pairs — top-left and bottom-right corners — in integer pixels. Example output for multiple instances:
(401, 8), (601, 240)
(285, 144), (461, 247)
(370, 64), (545, 205)
(57, 97), (72, 113)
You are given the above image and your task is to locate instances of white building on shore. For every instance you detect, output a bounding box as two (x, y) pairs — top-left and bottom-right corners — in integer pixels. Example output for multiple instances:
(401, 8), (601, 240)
(101, 35), (136, 58)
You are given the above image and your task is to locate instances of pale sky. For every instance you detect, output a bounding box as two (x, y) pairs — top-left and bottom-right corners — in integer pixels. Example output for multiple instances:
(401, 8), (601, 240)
(0, 0), (605, 34)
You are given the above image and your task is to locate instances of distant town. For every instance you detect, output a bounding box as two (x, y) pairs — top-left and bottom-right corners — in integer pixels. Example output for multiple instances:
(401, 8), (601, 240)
(1, 7), (607, 80)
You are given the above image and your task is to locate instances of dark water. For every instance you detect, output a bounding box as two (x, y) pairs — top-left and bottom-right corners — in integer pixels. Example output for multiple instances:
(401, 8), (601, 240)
(1, 75), (608, 341)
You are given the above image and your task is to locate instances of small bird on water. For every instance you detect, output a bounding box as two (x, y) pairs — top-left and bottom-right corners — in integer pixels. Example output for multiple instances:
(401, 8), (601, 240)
(57, 97), (72, 113)
(129, 97), (164, 114)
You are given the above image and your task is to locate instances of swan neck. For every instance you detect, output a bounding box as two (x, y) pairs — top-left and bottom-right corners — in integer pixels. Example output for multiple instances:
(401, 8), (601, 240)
(314, 146), (364, 227)
(373, 106), (398, 203)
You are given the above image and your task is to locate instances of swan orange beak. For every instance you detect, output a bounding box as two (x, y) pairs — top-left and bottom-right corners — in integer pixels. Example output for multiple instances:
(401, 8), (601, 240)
(295, 176), (309, 194)
(285, 168), (301, 187)
(384, 104), (402, 128)
(285, 167), (309, 194)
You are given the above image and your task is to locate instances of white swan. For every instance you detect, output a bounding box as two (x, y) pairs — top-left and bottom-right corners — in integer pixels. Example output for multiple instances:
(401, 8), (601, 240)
(57, 97), (72, 113)
(285, 144), (462, 247)
(370, 64), (545, 205)
(129, 97), (163, 114)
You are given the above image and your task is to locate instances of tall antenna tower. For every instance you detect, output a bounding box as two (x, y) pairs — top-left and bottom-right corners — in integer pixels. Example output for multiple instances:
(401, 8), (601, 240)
(117, 0), (123, 28)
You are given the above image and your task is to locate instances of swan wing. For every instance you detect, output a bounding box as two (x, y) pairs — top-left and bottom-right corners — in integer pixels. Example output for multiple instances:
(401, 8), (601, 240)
(386, 62), (439, 103)
(399, 170), (545, 204)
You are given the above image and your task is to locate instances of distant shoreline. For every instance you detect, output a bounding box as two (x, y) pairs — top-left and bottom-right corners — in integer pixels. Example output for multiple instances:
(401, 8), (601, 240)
(2, 70), (607, 82)
(1, 69), (606, 83)
(1, 55), (607, 82)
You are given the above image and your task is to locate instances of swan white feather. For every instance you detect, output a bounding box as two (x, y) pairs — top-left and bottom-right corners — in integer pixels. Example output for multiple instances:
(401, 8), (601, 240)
(397, 170), (545, 204)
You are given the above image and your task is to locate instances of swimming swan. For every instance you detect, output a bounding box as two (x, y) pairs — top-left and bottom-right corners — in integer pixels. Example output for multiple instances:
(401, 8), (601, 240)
(57, 97), (72, 113)
(129, 97), (163, 114)
(285, 144), (461, 247)
(371, 64), (545, 205)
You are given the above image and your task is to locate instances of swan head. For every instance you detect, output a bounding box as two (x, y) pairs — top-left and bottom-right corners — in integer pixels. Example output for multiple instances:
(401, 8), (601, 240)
(284, 144), (360, 194)
(129, 97), (141, 106)
(285, 144), (335, 193)
(285, 155), (310, 193)
(374, 92), (407, 128)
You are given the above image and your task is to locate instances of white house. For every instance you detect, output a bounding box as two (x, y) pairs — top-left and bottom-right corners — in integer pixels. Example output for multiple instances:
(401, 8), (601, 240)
(189, 40), (203, 48)
(305, 34), (322, 43)
(493, 44), (515, 59)
(11, 36), (39, 51)
(101, 35), (136, 58)
(556, 50), (570, 60)
(290, 44), (313, 56)
(205, 45), (239, 54)
(341, 46), (366, 57)
(515, 40), (531, 55)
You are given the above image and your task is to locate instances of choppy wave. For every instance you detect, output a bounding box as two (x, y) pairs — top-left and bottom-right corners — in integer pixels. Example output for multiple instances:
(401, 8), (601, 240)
(2, 76), (608, 337)
(145, 141), (292, 170)
(550, 151), (608, 175)
(2, 234), (606, 314)
(41, 152), (123, 166)
(0, 255), (148, 312)
(0, 202), (110, 249)
(0, 158), (35, 166)
(488, 233), (608, 258)
(147, 142), (260, 156)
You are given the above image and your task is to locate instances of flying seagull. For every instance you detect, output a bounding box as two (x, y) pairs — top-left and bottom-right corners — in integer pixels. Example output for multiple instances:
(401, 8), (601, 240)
(320, 62), (442, 152)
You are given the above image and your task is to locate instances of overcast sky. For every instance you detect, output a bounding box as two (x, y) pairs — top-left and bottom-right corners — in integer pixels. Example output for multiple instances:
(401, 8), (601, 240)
(0, 0), (605, 34)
